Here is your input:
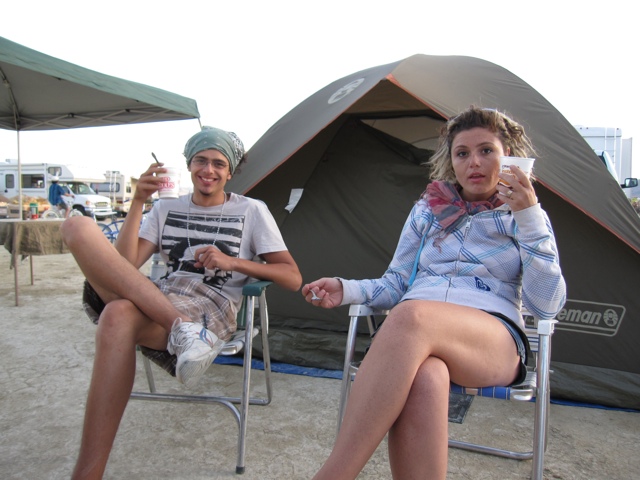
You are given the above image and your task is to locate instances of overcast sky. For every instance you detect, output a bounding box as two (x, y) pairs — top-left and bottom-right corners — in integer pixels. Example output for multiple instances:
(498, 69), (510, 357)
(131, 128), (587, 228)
(2, 0), (638, 179)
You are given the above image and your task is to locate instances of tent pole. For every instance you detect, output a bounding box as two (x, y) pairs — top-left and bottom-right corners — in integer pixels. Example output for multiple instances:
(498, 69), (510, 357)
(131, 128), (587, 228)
(17, 130), (23, 220)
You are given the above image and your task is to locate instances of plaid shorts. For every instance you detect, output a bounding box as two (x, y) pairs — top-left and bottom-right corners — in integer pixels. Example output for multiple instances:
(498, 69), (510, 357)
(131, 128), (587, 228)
(82, 276), (236, 376)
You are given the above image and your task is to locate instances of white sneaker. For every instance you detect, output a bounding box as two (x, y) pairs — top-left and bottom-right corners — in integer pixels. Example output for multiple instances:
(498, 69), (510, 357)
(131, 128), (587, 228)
(167, 318), (225, 388)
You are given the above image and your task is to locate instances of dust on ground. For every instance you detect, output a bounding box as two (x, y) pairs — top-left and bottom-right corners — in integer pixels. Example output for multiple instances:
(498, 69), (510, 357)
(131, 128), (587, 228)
(0, 248), (638, 479)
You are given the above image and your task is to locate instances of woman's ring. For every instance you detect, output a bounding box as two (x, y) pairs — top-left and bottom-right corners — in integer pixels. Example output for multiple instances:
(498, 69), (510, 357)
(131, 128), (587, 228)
(507, 189), (513, 198)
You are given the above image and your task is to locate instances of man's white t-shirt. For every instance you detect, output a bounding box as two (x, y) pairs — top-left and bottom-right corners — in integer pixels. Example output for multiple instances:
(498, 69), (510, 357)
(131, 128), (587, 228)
(139, 192), (287, 310)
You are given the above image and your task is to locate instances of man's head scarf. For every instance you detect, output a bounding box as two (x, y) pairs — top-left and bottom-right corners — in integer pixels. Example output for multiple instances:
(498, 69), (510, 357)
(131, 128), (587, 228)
(183, 126), (245, 174)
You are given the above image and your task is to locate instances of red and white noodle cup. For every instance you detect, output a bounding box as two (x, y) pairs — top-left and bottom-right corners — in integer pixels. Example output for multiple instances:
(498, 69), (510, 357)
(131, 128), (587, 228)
(157, 167), (181, 199)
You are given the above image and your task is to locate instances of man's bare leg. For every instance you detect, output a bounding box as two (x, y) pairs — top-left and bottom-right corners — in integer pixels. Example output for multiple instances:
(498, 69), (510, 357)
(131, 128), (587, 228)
(61, 216), (186, 331)
(62, 217), (225, 380)
(71, 300), (166, 480)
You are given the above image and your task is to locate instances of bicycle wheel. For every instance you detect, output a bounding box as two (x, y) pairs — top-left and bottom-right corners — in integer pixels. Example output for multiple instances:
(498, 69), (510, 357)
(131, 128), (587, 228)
(42, 209), (61, 219)
(69, 208), (84, 218)
(111, 219), (125, 236)
(99, 222), (117, 243)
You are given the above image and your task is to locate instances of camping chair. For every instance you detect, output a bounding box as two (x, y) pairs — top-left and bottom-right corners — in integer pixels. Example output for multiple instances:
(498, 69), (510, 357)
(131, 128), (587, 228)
(130, 254), (273, 474)
(337, 304), (557, 480)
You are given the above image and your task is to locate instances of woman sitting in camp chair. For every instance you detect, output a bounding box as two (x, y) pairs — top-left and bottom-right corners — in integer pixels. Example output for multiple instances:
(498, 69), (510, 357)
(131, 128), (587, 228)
(302, 106), (566, 480)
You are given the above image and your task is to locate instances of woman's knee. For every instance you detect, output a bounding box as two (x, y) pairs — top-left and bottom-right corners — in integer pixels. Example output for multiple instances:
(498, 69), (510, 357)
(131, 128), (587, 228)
(382, 300), (439, 336)
(413, 357), (450, 397)
(399, 358), (450, 426)
(383, 301), (417, 329)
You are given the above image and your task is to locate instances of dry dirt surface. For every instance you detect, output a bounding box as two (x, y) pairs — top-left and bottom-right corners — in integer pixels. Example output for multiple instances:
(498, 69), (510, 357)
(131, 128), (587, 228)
(0, 248), (639, 479)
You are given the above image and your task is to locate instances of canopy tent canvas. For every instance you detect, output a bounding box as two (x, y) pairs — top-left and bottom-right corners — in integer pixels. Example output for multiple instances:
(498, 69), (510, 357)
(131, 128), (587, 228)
(0, 35), (200, 211)
(227, 54), (640, 410)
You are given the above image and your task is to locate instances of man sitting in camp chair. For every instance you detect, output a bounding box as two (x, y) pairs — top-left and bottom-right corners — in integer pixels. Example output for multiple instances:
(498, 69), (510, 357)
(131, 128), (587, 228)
(61, 126), (302, 480)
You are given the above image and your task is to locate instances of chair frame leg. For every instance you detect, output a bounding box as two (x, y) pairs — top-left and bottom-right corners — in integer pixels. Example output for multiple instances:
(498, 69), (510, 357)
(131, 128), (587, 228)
(337, 312), (360, 434)
(130, 289), (272, 475)
(447, 321), (555, 480)
(337, 307), (555, 480)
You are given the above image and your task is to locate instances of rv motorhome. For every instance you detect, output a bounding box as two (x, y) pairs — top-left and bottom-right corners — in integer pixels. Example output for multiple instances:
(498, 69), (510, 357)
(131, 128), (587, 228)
(90, 171), (136, 216)
(0, 160), (115, 219)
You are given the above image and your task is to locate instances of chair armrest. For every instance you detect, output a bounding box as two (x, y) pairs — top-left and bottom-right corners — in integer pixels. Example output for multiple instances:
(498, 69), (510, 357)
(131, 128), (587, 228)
(537, 319), (557, 336)
(242, 280), (272, 297)
(348, 304), (390, 316)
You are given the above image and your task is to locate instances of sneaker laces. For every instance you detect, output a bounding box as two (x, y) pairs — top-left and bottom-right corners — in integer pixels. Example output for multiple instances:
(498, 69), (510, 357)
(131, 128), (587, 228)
(168, 317), (219, 356)
(167, 318), (195, 356)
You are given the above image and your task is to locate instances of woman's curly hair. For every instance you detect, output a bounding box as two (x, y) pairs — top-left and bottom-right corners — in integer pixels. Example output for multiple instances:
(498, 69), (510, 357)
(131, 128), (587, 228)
(428, 106), (536, 182)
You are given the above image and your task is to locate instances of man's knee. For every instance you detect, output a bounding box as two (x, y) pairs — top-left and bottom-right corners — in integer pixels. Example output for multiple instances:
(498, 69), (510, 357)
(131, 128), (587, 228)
(61, 215), (96, 245)
(98, 300), (164, 348)
(97, 300), (138, 335)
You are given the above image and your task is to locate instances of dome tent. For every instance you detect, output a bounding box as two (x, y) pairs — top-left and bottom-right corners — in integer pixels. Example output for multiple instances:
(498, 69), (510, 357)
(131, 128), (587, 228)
(227, 54), (640, 410)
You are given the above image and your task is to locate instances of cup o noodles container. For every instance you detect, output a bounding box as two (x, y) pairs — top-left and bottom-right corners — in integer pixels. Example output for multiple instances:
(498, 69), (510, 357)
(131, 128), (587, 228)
(499, 156), (535, 186)
(157, 167), (181, 199)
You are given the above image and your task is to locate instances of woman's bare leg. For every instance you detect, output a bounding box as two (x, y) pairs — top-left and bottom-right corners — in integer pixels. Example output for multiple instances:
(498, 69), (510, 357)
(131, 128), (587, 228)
(388, 356), (450, 479)
(312, 300), (520, 480)
(71, 300), (167, 480)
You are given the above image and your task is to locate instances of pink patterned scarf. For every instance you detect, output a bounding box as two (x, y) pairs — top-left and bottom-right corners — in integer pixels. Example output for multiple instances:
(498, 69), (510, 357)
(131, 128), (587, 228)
(424, 181), (504, 236)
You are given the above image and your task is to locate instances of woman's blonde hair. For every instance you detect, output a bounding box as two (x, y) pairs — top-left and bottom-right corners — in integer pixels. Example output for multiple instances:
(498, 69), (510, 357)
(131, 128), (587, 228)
(428, 106), (536, 182)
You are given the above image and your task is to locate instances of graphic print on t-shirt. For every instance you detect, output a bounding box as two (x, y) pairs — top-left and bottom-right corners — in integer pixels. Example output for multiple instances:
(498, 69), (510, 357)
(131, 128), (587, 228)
(160, 209), (245, 291)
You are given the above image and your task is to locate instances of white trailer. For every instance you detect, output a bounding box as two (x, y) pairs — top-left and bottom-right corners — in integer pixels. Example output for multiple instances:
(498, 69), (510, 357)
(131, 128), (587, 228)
(574, 126), (635, 180)
(574, 127), (638, 194)
(0, 159), (115, 219)
(90, 171), (136, 216)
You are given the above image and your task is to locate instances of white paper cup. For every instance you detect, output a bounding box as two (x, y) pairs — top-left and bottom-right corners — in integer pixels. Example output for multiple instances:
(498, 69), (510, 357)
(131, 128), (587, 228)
(157, 167), (181, 199)
(500, 156), (535, 186)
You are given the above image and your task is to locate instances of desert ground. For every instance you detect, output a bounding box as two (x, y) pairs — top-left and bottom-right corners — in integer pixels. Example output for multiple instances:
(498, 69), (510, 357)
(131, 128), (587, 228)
(0, 244), (638, 479)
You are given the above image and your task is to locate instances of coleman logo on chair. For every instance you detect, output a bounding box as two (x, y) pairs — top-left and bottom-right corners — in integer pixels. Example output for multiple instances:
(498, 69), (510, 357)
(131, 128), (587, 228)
(554, 299), (625, 336)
